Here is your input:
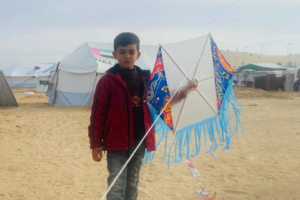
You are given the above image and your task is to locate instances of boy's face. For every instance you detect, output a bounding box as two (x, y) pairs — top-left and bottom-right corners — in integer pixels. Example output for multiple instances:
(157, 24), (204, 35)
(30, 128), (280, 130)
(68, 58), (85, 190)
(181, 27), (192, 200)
(112, 44), (141, 69)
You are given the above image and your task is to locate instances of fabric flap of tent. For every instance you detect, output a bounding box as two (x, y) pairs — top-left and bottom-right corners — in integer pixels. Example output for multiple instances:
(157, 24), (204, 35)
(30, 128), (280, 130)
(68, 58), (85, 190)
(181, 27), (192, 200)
(0, 72), (18, 107)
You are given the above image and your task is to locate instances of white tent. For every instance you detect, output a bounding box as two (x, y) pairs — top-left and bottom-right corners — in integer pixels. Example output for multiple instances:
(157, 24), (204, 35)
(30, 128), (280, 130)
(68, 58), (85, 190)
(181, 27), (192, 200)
(0, 71), (18, 108)
(285, 67), (300, 91)
(47, 42), (158, 106)
(3, 63), (55, 89)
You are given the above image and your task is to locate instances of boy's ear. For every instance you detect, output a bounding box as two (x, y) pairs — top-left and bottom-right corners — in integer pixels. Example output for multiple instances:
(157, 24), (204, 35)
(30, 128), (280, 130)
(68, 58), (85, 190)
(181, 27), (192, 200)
(137, 52), (141, 60)
(112, 51), (117, 59)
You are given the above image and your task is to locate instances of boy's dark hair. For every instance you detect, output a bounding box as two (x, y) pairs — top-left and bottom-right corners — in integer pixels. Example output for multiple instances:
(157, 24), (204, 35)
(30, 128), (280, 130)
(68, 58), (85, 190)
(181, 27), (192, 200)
(114, 32), (140, 52)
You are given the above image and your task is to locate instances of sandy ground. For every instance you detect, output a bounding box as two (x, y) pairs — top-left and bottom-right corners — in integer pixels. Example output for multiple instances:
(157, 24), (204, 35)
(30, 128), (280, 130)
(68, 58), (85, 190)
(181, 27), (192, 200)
(0, 88), (300, 200)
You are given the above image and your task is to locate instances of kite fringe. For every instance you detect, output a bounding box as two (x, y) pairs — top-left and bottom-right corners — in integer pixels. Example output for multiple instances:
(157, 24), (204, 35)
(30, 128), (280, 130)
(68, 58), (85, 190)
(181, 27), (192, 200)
(143, 77), (244, 168)
(141, 129), (168, 168)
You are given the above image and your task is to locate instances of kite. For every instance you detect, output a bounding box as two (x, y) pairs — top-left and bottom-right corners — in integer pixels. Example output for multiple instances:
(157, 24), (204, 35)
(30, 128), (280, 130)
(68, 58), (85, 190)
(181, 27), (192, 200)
(142, 34), (243, 167)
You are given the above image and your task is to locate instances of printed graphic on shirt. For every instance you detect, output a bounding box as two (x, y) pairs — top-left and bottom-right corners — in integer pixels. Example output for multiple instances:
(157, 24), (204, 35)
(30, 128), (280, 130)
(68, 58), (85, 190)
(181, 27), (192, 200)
(132, 95), (142, 107)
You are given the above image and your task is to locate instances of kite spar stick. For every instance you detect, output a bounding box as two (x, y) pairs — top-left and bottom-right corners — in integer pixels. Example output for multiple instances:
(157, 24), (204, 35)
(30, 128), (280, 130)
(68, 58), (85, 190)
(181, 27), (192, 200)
(159, 45), (189, 79)
(99, 51), (199, 200)
(190, 34), (218, 116)
(195, 90), (218, 115)
(168, 76), (214, 94)
(191, 34), (210, 79)
(197, 76), (214, 83)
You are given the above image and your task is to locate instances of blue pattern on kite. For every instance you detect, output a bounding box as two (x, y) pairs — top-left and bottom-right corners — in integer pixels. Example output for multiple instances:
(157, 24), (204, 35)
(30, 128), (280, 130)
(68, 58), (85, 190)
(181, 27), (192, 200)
(146, 46), (173, 130)
(210, 37), (234, 113)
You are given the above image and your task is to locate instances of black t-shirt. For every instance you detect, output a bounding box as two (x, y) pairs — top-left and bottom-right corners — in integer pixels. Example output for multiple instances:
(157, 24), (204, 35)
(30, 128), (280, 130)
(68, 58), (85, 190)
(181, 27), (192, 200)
(119, 66), (145, 140)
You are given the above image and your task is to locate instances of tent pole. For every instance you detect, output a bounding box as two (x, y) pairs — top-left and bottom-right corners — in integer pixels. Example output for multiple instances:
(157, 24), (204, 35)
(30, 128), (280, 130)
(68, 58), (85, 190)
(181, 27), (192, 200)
(53, 62), (60, 106)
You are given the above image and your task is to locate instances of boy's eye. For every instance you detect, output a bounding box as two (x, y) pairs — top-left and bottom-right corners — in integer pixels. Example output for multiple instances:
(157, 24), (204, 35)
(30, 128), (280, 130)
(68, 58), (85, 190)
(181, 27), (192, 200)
(129, 51), (135, 55)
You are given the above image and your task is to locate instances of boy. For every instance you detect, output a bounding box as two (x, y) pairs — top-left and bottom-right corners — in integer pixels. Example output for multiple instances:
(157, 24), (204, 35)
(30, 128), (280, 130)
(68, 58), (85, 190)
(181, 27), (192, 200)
(88, 32), (156, 200)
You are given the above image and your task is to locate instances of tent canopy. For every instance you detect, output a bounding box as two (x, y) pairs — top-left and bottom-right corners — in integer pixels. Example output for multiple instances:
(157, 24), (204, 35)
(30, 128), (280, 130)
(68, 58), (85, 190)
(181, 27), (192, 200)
(4, 63), (55, 77)
(239, 63), (286, 71)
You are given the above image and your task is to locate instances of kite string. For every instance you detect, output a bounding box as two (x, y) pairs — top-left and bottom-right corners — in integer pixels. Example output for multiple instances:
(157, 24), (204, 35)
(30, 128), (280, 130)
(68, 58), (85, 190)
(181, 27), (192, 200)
(99, 47), (198, 200)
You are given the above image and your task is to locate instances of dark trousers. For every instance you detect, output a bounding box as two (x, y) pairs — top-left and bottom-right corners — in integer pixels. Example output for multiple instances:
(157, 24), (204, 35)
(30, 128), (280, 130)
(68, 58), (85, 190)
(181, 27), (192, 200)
(106, 140), (146, 200)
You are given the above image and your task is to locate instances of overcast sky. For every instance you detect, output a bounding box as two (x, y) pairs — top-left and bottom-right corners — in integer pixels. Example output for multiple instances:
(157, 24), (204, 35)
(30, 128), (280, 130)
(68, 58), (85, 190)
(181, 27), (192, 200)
(0, 0), (300, 69)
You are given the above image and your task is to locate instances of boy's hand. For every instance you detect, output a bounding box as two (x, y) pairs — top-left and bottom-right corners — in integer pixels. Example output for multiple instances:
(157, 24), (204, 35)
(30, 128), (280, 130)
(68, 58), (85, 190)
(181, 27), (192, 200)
(92, 147), (103, 162)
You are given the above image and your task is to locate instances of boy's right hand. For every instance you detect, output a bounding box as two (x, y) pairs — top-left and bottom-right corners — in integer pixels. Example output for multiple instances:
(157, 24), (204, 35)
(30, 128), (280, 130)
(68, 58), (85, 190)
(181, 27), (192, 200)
(92, 147), (103, 162)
